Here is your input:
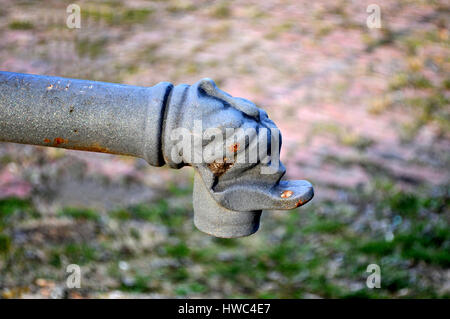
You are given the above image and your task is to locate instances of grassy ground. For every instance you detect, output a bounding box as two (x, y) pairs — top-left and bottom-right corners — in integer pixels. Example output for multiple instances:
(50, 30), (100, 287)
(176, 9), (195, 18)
(0, 177), (448, 298)
(0, 0), (449, 298)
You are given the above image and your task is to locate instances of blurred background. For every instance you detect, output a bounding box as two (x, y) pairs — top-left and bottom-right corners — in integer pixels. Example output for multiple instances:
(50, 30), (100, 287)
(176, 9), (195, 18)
(0, 0), (448, 298)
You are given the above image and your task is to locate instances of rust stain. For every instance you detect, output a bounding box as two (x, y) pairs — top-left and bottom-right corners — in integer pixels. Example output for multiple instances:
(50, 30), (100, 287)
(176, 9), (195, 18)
(229, 143), (240, 153)
(208, 158), (233, 177)
(53, 137), (67, 146)
(44, 137), (68, 147)
(85, 144), (111, 153)
(70, 142), (113, 154)
(281, 190), (293, 198)
(43, 137), (126, 156)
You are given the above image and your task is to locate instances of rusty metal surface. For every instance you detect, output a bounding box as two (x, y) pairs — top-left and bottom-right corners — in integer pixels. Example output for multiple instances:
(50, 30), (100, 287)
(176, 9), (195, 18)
(0, 71), (314, 238)
(0, 71), (171, 166)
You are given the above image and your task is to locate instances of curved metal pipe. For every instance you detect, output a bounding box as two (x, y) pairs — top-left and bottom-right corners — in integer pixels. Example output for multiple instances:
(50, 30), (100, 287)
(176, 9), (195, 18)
(0, 71), (314, 238)
(0, 71), (171, 166)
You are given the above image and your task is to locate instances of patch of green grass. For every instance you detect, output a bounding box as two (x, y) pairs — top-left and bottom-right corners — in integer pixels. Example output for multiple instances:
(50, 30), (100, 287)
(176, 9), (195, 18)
(167, 183), (192, 197)
(386, 191), (421, 217)
(385, 66), (448, 140)
(341, 289), (374, 299)
(48, 250), (62, 267)
(213, 237), (239, 247)
(401, 36), (423, 56)
(210, 255), (258, 280)
(421, 191), (448, 214)
(396, 222), (450, 267)
(135, 201), (168, 221)
(305, 275), (344, 298)
(165, 242), (190, 258)
(376, 184), (448, 217)
(63, 243), (99, 265)
(303, 218), (347, 234)
(257, 292), (278, 299)
(110, 201), (167, 221)
(58, 207), (100, 221)
(167, 0), (196, 13)
(210, 2), (231, 18)
(129, 227), (141, 240)
(0, 198), (38, 230)
(0, 198), (31, 217)
(404, 95), (449, 129)
(120, 274), (151, 293)
(380, 265), (411, 292)
(389, 72), (433, 90)
(82, 6), (115, 25)
(0, 233), (11, 253)
(265, 21), (295, 39)
(172, 267), (190, 282)
(110, 208), (132, 220)
(120, 8), (154, 24)
(110, 199), (188, 228)
(75, 37), (108, 59)
(443, 78), (450, 90)
(175, 282), (207, 296)
(310, 123), (374, 151)
(340, 133), (375, 151)
(359, 240), (395, 255)
(358, 222), (449, 267)
(83, 6), (153, 25)
(9, 20), (34, 30)
(401, 244), (449, 267)
(364, 28), (397, 53)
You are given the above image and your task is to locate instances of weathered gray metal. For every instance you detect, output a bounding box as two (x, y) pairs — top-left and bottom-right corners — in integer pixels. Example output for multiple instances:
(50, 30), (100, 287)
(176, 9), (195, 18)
(0, 71), (314, 238)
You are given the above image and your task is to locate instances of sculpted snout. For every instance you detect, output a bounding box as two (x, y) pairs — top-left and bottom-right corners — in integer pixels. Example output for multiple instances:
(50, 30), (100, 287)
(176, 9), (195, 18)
(161, 78), (314, 237)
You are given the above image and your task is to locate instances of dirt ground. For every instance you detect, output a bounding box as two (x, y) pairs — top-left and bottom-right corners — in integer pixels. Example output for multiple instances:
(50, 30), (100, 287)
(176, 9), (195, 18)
(0, 0), (449, 298)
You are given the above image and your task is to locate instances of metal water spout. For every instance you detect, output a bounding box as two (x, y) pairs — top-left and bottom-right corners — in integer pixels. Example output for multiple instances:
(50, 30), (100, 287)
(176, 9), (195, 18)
(0, 71), (313, 238)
